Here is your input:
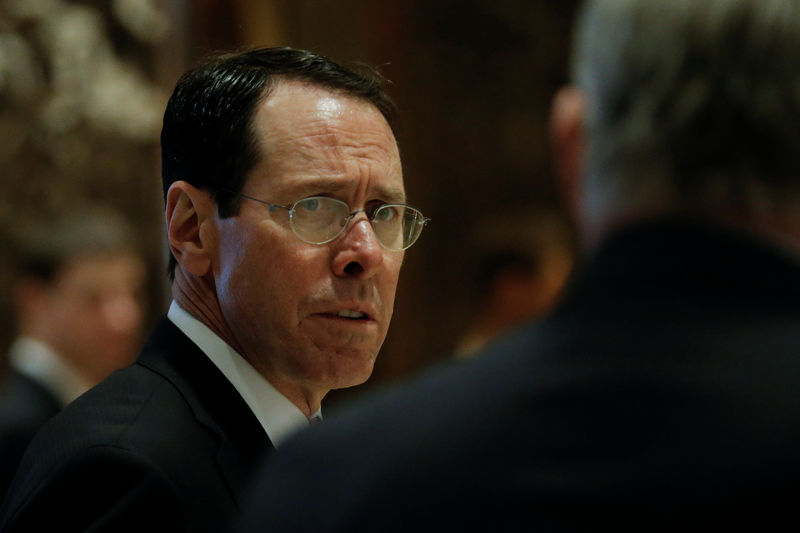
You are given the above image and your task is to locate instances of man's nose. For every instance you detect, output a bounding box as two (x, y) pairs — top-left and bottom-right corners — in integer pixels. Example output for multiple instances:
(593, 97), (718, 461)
(331, 214), (384, 278)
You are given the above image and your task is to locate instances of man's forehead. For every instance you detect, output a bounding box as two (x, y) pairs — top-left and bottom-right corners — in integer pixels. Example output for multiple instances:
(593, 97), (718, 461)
(311, 92), (348, 120)
(246, 79), (404, 199)
(257, 80), (391, 133)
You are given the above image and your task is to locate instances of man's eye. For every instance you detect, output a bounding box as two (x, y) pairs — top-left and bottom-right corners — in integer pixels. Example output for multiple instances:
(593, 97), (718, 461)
(297, 198), (320, 211)
(375, 205), (398, 222)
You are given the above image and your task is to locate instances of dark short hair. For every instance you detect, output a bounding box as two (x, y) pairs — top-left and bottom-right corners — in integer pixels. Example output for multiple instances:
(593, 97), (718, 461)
(12, 205), (138, 283)
(161, 47), (398, 279)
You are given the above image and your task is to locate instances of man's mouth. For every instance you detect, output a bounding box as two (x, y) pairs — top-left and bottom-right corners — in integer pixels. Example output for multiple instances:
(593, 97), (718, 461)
(335, 309), (367, 319)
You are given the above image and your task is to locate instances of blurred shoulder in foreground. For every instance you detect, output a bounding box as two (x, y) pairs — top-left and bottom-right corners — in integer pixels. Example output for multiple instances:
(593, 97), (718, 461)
(236, 0), (800, 529)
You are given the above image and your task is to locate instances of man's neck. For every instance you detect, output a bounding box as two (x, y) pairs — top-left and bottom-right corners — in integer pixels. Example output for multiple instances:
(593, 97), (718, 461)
(168, 288), (328, 417)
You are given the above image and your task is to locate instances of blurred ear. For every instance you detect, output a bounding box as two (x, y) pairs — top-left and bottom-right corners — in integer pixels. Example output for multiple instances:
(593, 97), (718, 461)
(165, 181), (216, 277)
(550, 86), (586, 218)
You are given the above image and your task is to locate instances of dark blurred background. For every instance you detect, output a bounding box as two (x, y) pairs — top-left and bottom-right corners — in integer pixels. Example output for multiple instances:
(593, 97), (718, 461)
(0, 0), (581, 407)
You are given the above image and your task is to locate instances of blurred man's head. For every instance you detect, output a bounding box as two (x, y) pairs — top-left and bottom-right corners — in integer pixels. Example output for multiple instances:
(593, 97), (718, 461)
(456, 209), (575, 356)
(552, 0), (800, 248)
(12, 206), (146, 384)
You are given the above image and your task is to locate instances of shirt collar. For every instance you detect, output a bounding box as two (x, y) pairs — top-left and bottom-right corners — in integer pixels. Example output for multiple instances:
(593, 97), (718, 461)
(167, 301), (317, 447)
(9, 337), (93, 407)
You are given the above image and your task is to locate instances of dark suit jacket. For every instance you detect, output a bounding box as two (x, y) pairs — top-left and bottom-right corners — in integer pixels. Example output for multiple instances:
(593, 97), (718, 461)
(236, 219), (800, 532)
(0, 318), (270, 533)
(0, 371), (61, 501)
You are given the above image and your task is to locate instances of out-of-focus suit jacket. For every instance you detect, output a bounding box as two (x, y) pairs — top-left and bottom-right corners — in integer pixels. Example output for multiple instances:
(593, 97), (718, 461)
(235, 219), (800, 532)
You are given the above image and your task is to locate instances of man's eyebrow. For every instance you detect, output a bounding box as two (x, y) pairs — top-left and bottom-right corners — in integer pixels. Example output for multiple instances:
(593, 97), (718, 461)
(291, 178), (348, 195)
(290, 178), (407, 203)
(379, 187), (407, 204)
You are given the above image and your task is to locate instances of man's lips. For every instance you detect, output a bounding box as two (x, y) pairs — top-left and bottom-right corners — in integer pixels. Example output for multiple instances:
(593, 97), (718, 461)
(312, 305), (376, 322)
(333, 309), (367, 319)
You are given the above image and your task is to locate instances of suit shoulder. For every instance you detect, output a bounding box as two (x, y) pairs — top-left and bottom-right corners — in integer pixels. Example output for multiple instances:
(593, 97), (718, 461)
(0, 444), (185, 531)
(27, 361), (217, 467)
(1, 362), (232, 532)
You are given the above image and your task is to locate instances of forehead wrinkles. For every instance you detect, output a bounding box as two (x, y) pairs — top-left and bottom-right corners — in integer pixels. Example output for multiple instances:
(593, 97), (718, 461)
(252, 81), (398, 170)
(262, 107), (398, 171)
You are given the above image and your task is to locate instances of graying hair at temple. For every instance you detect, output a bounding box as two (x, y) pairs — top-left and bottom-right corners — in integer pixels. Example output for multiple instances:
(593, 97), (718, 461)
(573, 0), (800, 221)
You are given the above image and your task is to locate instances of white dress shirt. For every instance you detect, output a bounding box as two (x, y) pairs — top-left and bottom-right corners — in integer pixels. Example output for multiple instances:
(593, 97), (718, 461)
(167, 301), (319, 447)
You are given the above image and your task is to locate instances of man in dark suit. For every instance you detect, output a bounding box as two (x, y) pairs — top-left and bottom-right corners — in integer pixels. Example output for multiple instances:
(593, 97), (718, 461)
(0, 207), (145, 500)
(0, 47), (427, 532)
(234, 1), (800, 530)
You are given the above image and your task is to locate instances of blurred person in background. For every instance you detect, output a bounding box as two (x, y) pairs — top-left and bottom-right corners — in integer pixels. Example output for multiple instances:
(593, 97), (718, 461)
(454, 209), (574, 357)
(0, 46), (425, 532)
(233, 0), (800, 530)
(0, 205), (145, 499)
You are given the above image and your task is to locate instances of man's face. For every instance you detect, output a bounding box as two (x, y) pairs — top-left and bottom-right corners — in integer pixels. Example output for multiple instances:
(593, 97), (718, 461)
(212, 80), (405, 398)
(42, 252), (146, 383)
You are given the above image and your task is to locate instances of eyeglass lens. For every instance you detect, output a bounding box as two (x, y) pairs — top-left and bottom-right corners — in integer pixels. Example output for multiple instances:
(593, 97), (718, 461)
(289, 197), (425, 250)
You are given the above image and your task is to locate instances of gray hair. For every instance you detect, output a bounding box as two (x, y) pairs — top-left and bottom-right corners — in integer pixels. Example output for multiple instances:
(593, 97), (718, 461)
(573, 0), (800, 221)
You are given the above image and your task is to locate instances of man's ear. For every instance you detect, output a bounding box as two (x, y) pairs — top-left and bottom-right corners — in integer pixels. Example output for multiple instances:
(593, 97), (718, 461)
(165, 181), (216, 277)
(550, 86), (586, 218)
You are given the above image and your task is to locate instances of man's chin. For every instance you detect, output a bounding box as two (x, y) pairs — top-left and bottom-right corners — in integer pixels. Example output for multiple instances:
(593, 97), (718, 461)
(309, 351), (377, 391)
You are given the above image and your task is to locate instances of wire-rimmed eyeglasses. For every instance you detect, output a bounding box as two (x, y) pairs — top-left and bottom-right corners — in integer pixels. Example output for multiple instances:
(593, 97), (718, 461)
(232, 192), (429, 251)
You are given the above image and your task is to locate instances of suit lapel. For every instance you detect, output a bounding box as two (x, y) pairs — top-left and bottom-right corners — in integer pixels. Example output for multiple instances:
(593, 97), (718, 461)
(136, 318), (273, 506)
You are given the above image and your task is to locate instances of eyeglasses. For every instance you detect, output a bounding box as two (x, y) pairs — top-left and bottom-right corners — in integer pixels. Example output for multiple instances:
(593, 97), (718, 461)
(233, 192), (429, 251)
